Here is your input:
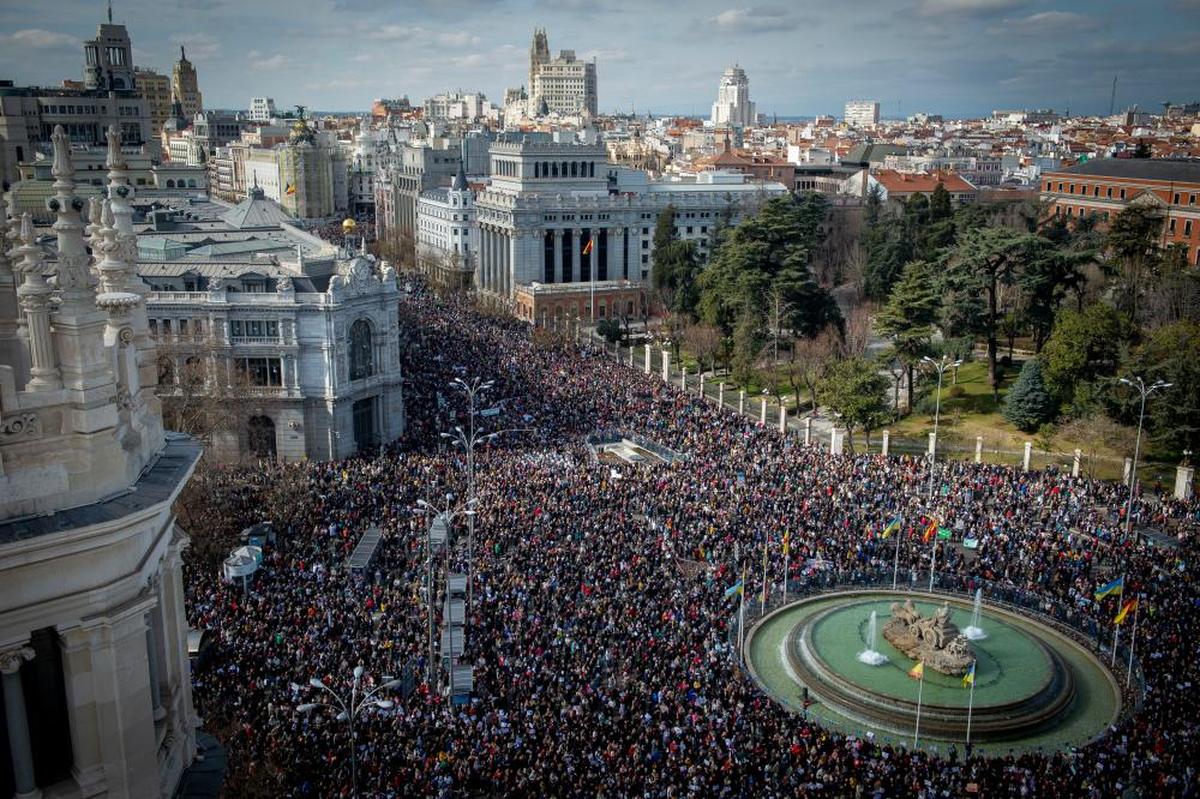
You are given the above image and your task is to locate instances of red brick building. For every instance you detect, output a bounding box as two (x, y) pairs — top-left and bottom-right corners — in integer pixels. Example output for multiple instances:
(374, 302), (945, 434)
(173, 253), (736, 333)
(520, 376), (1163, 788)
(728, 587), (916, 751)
(1040, 159), (1200, 266)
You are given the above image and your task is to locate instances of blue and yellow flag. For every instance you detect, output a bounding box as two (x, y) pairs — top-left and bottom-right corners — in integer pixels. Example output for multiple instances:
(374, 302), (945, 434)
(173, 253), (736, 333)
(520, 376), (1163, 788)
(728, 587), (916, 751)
(881, 517), (901, 539)
(962, 661), (976, 687)
(724, 579), (744, 599)
(1094, 577), (1124, 601)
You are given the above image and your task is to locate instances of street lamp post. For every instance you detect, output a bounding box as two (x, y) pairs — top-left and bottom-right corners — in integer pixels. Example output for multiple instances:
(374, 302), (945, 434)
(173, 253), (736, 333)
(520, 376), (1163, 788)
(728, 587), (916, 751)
(921, 355), (962, 502)
(416, 494), (476, 695)
(295, 666), (400, 798)
(1118, 376), (1171, 542)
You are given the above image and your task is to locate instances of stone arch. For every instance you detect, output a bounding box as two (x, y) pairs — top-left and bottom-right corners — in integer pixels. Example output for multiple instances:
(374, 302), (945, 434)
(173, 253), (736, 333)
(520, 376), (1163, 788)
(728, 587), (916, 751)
(165, 178), (176, 188)
(349, 318), (374, 381)
(187, 178), (197, 188)
(247, 415), (276, 459)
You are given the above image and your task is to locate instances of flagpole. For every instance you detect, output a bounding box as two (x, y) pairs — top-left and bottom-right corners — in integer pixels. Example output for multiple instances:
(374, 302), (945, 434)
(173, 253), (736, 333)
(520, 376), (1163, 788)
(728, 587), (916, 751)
(928, 536), (936, 592)
(1125, 596), (1140, 689)
(761, 537), (769, 613)
(965, 659), (977, 746)
(737, 561), (747, 654)
(1110, 573), (1125, 666)
(782, 534), (789, 606)
(913, 666), (924, 748)
(892, 524), (901, 590)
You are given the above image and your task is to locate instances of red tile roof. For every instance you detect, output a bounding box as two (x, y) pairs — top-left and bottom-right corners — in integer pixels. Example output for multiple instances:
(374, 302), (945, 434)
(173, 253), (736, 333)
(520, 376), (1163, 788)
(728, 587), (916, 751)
(873, 169), (975, 194)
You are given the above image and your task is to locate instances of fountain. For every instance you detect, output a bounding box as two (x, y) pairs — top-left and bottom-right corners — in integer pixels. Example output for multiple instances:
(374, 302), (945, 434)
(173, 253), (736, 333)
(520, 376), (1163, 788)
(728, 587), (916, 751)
(963, 588), (988, 641)
(857, 610), (888, 665)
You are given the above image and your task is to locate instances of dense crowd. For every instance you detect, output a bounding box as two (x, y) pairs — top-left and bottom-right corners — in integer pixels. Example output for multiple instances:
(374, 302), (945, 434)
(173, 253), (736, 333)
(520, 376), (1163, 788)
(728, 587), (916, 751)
(183, 283), (1200, 797)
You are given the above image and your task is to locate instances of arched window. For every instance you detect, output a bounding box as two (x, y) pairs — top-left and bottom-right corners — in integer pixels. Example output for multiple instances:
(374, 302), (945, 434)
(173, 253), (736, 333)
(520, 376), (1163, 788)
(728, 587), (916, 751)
(571, 162), (578, 177)
(561, 161), (568, 177)
(349, 319), (374, 380)
(165, 179), (175, 188)
(187, 179), (197, 188)
(247, 415), (276, 459)
(534, 162), (539, 178)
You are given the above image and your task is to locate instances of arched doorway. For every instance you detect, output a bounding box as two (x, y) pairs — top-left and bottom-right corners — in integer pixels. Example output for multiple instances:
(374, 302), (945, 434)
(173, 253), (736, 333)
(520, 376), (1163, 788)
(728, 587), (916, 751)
(246, 415), (276, 459)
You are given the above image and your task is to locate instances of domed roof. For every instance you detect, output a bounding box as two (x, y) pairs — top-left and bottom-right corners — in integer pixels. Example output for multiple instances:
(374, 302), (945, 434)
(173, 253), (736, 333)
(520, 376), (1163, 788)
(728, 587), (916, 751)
(342, 218), (358, 231)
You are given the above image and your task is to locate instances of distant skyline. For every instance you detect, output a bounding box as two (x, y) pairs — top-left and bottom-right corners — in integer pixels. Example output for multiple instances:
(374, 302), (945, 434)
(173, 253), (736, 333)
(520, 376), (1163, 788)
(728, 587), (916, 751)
(0, 0), (1195, 119)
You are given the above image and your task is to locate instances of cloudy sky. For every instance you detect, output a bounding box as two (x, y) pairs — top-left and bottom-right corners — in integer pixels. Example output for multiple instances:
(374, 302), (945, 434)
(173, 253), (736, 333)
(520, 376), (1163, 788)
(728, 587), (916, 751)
(0, 0), (1195, 118)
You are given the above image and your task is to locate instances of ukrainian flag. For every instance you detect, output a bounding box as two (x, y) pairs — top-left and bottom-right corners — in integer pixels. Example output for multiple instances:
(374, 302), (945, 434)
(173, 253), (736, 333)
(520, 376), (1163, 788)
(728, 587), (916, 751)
(1094, 576), (1124, 601)
(962, 661), (976, 687)
(724, 579), (744, 599)
(881, 517), (901, 538)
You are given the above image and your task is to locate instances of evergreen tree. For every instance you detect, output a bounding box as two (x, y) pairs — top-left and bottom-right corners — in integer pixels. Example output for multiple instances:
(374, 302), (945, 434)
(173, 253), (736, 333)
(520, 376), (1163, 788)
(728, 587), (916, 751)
(1120, 320), (1200, 457)
(1003, 358), (1056, 432)
(929, 182), (953, 222)
(818, 357), (891, 451)
(876, 260), (941, 412)
(1040, 303), (1127, 402)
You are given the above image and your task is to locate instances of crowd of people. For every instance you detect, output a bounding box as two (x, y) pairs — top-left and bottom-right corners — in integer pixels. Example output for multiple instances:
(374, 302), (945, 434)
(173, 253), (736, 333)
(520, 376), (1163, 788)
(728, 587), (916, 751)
(183, 282), (1200, 797)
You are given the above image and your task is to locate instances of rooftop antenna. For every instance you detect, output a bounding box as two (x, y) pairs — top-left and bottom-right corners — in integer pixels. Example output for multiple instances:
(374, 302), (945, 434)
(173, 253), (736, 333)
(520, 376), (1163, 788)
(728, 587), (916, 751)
(1109, 74), (1118, 116)
(107, 0), (113, 22)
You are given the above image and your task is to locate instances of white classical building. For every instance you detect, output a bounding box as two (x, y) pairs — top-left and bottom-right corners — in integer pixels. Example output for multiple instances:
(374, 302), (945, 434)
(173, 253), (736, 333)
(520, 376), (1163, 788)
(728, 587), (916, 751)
(710, 66), (756, 128)
(473, 133), (788, 322)
(0, 126), (199, 798)
(137, 191), (405, 461)
(416, 160), (478, 288)
(248, 96), (276, 123)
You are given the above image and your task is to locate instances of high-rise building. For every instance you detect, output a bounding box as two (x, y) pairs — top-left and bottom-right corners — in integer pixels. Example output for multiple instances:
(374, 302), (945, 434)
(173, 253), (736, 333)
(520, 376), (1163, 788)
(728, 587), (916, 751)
(248, 96), (276, 122)
(710, 65), (756, 128)
(276, 119), (348, 219)
(170, 46), (202, 120)
(0, 124), (199, 799)
(135, 67), (172, 141)
(843, 100), (880, 128)
(82, 13), (135, 91)
(527, 28), (598, 117)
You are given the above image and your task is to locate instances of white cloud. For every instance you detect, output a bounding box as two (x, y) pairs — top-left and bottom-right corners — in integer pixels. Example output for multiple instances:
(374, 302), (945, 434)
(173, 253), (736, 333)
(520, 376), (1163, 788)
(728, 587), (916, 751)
(365, 24), (420, 42)
(581, 48), (628, 62)
(169, 32), (222, 60)
(708, 6), (800, 33)
(436, 31), (482, 47)
(917, 0), (1027, 15)
(304, 77), (368, 91)
(989, 10), (1100, 34)
(2, 29), (77, 49)
(248, 51), (288, 70)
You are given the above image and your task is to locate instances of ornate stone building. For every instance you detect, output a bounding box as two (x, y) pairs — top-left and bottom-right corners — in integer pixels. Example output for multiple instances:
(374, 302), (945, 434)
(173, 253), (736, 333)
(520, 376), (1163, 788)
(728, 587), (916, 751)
(170, 47), (203, 121)
(0, 126), (199, 797)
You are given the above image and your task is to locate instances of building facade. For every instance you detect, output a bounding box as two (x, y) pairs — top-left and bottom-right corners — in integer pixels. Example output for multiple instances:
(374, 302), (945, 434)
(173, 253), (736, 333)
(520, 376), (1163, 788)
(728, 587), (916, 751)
(0, 125), (198, 799)
(423, 92), (495, 123)
(710, 66), (756, 128)
(1041, 159), (1200, 266)
(170, 47), (203, 121)
(416, 161), (478, 289)
(843, 100), (880, 128)
(473, 134), (788, 322)
(248, 97), (276, 122)
(134, 67), (172, 143)
(527, 29), (598, 117)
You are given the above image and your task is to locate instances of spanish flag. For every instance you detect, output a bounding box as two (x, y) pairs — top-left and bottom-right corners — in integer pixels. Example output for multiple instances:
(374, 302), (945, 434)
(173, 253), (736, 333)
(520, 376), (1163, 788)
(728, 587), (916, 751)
(285, 183), (296, 195)
(782, 531), (790, 557)
(582, 237), (593, 256)
(1094, 576), (1124, 601)
(908, 661), (924, 680)
(962, 661), (976, 687)
(1114, 598), (1138, 625)
(922, 520), (938, 543)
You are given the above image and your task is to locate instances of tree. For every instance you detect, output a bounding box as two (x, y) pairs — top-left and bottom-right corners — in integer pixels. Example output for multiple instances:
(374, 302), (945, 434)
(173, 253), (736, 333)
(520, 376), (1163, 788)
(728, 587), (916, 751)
(1018, 238), (1091, 351)
(929, 182), (953, 222)
(876, 259), (941, 412)
(682, 322), (723, 374)
(1105, 205), (1164, 326)
(1121, 320), (1200, 457)
(948, 227), (1039, 400)
(730, 308), (761, 387)
(786, 325), (839, 412)
(1003, 358), (1057, 432)
(818, 357), (890, 451)
(596, 317), (623, 344)
(651, 205), (702, 318)
(1040, 302), (1127, 403)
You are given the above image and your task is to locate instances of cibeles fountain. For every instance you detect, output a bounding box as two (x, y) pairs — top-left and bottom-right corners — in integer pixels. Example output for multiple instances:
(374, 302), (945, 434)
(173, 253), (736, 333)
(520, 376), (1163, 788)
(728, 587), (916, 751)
(745, 590), (1125, 751)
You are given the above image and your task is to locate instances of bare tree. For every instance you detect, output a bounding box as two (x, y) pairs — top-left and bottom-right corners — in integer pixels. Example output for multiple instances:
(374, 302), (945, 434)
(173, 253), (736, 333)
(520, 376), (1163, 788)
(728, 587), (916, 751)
(683, 322), (723, 375)
(840, 302), (874, 359)
(787, 325), (840, 412)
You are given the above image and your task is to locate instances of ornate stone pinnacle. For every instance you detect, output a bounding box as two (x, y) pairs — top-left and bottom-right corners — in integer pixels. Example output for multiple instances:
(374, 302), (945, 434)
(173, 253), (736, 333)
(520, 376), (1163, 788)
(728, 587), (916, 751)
(105, 124), (127, 171)
(0, 646), (35, 675)
(51, 124), (73, 181)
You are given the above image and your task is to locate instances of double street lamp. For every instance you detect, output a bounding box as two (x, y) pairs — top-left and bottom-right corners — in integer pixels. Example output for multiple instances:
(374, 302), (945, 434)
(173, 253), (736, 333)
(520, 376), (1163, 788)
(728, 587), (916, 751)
(295, 666), (400, 797)
(921, 354), (962, 501)
(1118, 376), (1171, 542)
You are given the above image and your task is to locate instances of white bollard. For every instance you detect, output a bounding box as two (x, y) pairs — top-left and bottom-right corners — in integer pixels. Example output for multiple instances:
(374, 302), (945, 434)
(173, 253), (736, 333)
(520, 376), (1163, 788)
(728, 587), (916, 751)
(739, 391), (745, 414)
(662, 350), (670, 383)
(779, 404), (787, 434)
(928, 431), (937, 457)
(882, 429), (890, 457)
(804, 417), (812, 445)
(681, 369), (687, 391)
(699, 373), (705, 398)
(718, 382), (725, 406)
(974, 436), (983, 464)
(1123, 457), (1133, 484)
(1175, 465), (1195, 500)
(644, 344), (651, 374)
(629, 346), (635, 367)
(760, 397), (767, 425)
(1072, 448), (1082, 477)
(1023, 441), (1033, 472)
(831, 428), (844, 455)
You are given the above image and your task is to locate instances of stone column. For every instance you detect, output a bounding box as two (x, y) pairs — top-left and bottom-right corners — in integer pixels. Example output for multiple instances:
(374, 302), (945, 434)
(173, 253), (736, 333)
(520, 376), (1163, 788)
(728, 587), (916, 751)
(680, 368), (687, 392)
(779, 404), (787, 434)
(553, 229), (563, 283)
(1, 645), (39, 799)
(617, 227), (628, 280)
(927, 431), (937, 458)
(1072, 448), (1082, 477)
(975, 436), (983, 463)
(628, 345), (634, 367)
(718, 382), (725, 406)
(699, 373), (705, 397)
(571, 228), (582, 284)
(759, 397), (767, 425)
(57, 627), (105, 796)
(1023, 441), (1033, 472)
(643, 343), (651, 374)
(882, 429), (890, 456)
(804, 417), (812, 445)
(14, 214), (61, 391)
(1175, 465), (1195, 500)
(738, 390), (745, 414)
(1124, 457), (1133, 484)
(589, 229), (599, 284)
(661, 350), (670, 382)
(507, 231), (517, 296)
(831, 428), (844, 455)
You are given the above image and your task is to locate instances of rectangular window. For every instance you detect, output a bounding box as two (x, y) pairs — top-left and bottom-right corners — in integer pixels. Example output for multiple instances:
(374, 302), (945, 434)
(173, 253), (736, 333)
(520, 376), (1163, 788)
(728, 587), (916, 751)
(1169, 219), (1177, 233)
(1185, 220), (1193, 237)
(1120, 189), (1126, 199)
(1174, 193), (1181, 204)
(237, 357), (282, 387)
